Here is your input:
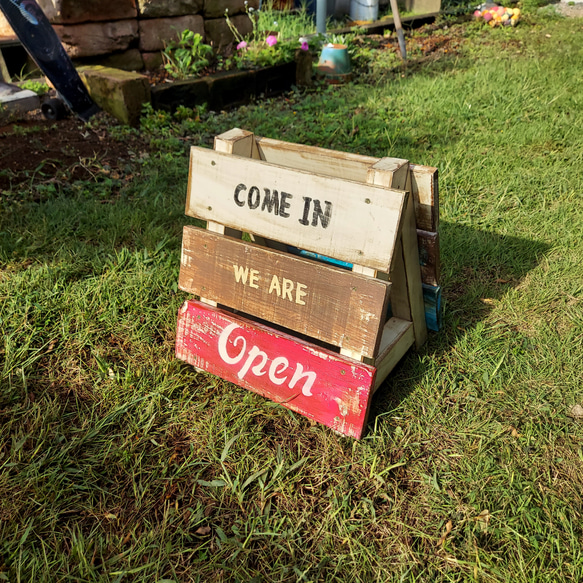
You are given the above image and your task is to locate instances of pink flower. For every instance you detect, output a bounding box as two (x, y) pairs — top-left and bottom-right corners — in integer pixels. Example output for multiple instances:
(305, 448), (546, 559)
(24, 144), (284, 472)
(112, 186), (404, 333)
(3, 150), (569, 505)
(300, 41), (309, 51)
(266, 35), (278, 47)
(236, 40), (247, 50)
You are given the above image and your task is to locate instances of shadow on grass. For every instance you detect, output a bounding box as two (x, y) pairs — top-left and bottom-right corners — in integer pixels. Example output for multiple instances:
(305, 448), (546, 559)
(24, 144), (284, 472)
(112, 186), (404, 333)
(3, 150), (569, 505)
(369, 219), (551, 426)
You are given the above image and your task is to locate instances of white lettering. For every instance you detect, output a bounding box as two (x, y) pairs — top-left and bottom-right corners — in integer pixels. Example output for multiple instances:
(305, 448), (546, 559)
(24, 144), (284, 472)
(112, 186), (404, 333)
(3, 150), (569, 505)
(249, 269), (260, 289)
(269, 274), (281, 297)
(233, 265), (249, 284)
(237, 346), (268, 380)
(295, 282), (307, 305)
(282, 278), (294, 301)
(269, 356), (289, 385)
(289, 364), (317, 396)
(216, 324), (316, 396)
(217, 323), (246, 365)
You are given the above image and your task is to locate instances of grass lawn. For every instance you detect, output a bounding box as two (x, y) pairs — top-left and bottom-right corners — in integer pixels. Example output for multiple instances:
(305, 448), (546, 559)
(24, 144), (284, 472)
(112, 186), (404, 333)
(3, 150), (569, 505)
(1, 9), (583, 583)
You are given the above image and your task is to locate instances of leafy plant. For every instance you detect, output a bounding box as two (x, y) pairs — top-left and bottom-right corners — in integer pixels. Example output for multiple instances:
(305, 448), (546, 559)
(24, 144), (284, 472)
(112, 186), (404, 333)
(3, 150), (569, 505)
(18, 79), (49, 95)
(225, 1), (317, 69)
(162, 30), (214, 79)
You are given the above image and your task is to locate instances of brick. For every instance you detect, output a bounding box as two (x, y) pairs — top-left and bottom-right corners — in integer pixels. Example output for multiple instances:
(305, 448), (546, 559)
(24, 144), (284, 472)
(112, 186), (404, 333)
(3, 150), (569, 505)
(137, 0), (203, 17)
(78, 49), (145, 72)
(37, 0), (137, 24)
(78, 65), (151, 126)
(204, 14), (252, 51)
(142, 51), (164, 71)
(54, 21), (139, 58)
(138, 15), (204, 52)
(203, 0), (258, 18)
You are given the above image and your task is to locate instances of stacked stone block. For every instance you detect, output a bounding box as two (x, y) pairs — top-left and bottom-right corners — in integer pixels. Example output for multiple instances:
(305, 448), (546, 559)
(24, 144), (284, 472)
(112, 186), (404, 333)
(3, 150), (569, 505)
(0, 0), (260, 71)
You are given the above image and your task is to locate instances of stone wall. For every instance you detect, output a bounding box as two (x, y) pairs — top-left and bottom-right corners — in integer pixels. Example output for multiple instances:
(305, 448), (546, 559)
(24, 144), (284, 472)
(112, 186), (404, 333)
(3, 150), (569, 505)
(0, 0), (260, 71)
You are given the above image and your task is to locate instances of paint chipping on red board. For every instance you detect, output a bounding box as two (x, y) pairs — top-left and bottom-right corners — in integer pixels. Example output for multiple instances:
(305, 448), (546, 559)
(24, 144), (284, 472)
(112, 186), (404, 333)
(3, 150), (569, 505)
(176, 300), (376, 438)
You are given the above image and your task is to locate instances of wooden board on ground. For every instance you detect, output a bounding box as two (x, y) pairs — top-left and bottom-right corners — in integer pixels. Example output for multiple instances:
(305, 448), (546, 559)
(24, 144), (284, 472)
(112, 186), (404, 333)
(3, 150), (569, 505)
(179, 226), (390, 358)
(186, 146), (407, 273)
(176, 299), (377, 439)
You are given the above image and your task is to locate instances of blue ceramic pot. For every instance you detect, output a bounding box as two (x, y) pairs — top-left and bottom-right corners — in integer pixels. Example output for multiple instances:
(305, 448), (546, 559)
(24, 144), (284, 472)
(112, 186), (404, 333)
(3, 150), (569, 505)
(317, 44), (352, 83)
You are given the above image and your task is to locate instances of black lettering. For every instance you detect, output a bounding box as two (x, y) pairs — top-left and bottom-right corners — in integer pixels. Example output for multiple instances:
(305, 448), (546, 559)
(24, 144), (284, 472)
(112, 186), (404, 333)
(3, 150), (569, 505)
(261, 189), (280, 215)
(234, 183), (247, 207)
(311, 200), (332, 228)
(298, 196), (311, 225)
(248, 186), (260, 209)
(279, 192), (292, 218)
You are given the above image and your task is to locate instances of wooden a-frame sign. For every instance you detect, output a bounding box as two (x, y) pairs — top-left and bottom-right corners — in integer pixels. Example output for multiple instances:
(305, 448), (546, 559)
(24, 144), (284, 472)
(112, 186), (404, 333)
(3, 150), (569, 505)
(176, 128), (440, 439)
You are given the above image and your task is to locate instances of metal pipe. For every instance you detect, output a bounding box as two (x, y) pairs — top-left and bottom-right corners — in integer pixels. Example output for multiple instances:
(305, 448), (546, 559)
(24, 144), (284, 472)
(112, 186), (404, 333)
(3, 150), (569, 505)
(316, 0), (326, 34)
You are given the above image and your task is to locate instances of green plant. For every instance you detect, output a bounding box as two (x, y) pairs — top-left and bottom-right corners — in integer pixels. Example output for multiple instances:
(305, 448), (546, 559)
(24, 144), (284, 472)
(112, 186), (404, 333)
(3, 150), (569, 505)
(225, 2), (317, 69)
(4, 16), (583, 583)
(17, 79), (49, 95)
(162, 29), (214, 79)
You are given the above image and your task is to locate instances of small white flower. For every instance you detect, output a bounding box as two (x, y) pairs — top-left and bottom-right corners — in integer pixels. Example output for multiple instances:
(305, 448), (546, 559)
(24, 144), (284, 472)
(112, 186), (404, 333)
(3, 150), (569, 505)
(273, 21), (278, 26)
(244, 0), (248, 4)
(249, 6), (254, 11)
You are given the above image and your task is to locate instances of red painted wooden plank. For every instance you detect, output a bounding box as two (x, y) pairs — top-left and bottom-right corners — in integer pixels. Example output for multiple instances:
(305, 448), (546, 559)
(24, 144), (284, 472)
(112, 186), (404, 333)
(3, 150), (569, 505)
(176, 299), (376, 439)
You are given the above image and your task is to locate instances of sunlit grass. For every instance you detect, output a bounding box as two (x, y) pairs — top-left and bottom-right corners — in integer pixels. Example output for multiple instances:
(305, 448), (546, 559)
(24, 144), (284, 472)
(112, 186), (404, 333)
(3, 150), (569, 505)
(1, 14), (583, 583)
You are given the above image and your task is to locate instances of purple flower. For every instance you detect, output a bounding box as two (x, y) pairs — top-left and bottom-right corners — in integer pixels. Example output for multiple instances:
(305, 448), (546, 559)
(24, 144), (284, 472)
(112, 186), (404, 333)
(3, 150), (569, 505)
(266, 35), (278, 47)
(237, 40), (248, 50)
(300, 41), (309, 51)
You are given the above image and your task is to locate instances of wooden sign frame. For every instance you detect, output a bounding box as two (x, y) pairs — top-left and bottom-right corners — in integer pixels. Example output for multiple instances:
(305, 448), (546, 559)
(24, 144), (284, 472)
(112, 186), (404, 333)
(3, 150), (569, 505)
(176, 128), (441, 438)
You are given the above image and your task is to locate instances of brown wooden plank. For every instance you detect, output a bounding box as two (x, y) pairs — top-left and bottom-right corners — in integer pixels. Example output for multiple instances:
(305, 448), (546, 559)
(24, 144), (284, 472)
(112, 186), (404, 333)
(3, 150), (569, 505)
(179, 226), (391, 359)
(410, 164), (439, 232)
(417, 229), (440, 287)
(186, 146), (406, 273)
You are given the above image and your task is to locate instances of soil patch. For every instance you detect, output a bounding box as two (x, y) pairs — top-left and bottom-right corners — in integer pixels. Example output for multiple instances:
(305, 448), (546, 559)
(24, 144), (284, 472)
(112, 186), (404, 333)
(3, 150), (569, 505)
(0, 111), (148, 193)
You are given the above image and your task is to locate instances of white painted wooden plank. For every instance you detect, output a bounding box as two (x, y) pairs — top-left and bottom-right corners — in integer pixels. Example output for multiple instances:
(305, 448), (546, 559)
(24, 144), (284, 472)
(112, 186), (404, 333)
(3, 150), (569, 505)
(373, 318), (415, 391)
(255, 136), (379, 182)
(256, 137), (438, 233)
(186, 147), (407, 273)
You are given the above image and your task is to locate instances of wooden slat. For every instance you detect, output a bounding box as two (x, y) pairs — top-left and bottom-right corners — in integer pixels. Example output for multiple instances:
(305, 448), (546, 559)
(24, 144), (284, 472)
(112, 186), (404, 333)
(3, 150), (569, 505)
(179, 226), (390, 358)
(417, 229), (440, 287)
(186, 146), (406, 273)
(373, 317), (415, 390)
(176, 299), (376, 439)
(214, 127), (260, 159)
(255, 135), (439, 235)
(398, 194), (428, 348)
(368, 158), (427, 349)
(410, 164), (439, 232)
(423, 284), (442, 332)
(255, 135), (378, 182)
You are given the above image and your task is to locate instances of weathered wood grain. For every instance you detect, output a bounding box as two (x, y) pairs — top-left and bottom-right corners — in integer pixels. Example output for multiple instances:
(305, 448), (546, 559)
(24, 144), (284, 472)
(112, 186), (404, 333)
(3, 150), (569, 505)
(373, 317), (415, 390)
(176, 299), (376, 439)
(179, 226), (390, 358)
(252, 133), (439, 234)
(367, 159), (427, 349)
(410, 164), (439, 232)
(417, 229), (440, 287)
(255, 135), (379, 182)
(186, 146), (406, 272)
(423, 283), (442, 332)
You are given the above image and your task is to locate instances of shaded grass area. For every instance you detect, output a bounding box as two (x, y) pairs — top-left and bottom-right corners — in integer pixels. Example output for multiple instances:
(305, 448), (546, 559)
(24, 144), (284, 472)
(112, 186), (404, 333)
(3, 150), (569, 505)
(1, 15), (583, 583)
